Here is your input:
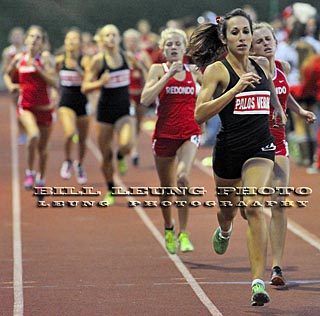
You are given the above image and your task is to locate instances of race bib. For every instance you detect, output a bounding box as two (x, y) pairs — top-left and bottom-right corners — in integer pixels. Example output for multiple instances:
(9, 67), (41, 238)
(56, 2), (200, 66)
(234, 91), (270, 115)
(103, 69), (130, 88)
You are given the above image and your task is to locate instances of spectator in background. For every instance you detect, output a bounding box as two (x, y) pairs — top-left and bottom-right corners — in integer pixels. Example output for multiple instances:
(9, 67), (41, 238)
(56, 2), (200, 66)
(275, 20), (302, 86)
(242, 4), (258, 23)
(301, 15), (320, 53)
(299, 52), (320, 173)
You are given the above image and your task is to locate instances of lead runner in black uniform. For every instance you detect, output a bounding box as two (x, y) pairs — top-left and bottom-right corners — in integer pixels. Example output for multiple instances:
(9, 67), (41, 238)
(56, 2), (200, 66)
(213, 57), (275, 179)
(187, 8), (287, 306)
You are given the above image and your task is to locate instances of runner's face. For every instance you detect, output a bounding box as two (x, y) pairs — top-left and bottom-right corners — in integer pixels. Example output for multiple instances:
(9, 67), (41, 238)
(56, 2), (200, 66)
(124, 35), (139, 51)
(251, 28), (276, 58)
(25, 28), (43, 52)
(100, 27), (120, 49)
(225, 16), (252, 56)
(11, 30), (24, 46)
(163, 34), (185, 62)
(64, 31), (81, 52)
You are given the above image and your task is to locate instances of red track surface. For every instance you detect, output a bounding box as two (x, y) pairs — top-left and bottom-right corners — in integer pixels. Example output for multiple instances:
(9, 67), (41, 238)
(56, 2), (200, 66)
(0, 92), (319, 316)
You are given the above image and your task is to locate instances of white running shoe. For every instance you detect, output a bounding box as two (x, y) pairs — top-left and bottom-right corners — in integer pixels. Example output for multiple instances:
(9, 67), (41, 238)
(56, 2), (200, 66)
(60, 160), (73, 180)
(74, 161), (87, 184)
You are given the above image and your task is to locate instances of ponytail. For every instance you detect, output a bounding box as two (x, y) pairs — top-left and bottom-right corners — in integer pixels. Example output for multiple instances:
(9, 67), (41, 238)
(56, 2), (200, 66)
(187, 23), (226, 68)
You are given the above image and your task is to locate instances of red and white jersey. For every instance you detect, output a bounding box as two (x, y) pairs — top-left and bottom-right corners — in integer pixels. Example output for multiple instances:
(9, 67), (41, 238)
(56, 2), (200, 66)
(153, 63), (201, 139)
(17, 53), (50, 108)
(270, 60), (290, 155)
(129, 51), (144, 92)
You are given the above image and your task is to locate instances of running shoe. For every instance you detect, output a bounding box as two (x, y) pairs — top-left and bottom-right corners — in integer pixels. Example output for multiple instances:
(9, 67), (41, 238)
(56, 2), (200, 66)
(18, 134), (27, 145)
(118, 158), (128, 176)
(74, 161), (87, 184)
(251, 282), (270, 306)
(306, 166), (320, 174)
(270, 266), (286, 286)
(104, 191), (115, 206)
(131, 153), (139, 166)
(165, 228), (177, 254)
(212, 227), (230, 255)
(24, 170), (35, 190)
(60, 160), (73, 180)
(178, 232), (194, 252)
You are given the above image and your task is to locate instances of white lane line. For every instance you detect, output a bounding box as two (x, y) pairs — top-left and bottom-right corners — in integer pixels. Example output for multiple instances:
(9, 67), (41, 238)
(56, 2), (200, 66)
(193, 158), (213, 177)
(262, 208), (320, 251)
(10, 105), (24, 316)
(287, 220), (320, 251)
(2, 279), (319, 290)
(154, 279), (320, 285)
(87, 139), (223, 316)
(143, 121), (320, 251)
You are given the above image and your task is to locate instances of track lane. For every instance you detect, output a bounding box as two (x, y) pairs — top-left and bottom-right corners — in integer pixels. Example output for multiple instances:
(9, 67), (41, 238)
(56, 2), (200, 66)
(1, 92), (319, 316)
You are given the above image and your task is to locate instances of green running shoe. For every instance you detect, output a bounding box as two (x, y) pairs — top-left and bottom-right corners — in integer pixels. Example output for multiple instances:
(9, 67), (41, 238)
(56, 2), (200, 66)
(165, 228), (177, 254)
(72, 134), (79, 144)
(212, 227), (230, 255)
(104, 191), (115, 206)
(118, 158), (128, 176)
(251, 283), (270, 306)
(178, 232), (194, 252)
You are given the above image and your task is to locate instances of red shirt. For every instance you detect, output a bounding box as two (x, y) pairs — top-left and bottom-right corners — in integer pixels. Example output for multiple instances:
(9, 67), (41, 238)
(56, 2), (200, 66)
(270, 60), (290, 152)
(153, 63), (201, 139)
(301, 54), (320, 102)
(18, 53), (50, 108)
(129, 51), (145, 92)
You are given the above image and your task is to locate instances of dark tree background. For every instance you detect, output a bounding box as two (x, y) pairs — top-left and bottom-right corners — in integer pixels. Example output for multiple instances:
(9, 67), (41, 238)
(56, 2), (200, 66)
(1, 0), (319, 51)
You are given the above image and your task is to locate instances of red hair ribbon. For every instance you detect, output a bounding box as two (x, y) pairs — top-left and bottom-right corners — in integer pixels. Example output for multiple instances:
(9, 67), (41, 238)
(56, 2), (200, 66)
(216, 16), (223, 24)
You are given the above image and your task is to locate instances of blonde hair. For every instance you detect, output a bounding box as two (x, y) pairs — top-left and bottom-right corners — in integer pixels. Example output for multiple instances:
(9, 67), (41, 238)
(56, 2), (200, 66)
(159, 28), (187, 49)
(123, 28), (141, 40)
(98, 24), (120, 38)
(253, 22), (277, 40)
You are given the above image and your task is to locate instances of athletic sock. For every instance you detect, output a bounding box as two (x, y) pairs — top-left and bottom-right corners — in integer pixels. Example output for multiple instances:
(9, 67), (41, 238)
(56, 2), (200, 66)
(107, 181), (114, 192)
(252, 279), (265, 287)
(220, 223), (233, 239)
(117, 152), (124, 160)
